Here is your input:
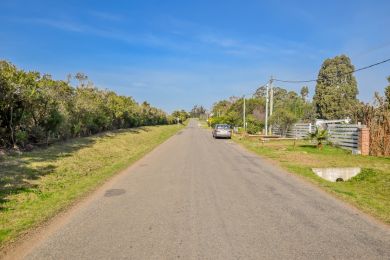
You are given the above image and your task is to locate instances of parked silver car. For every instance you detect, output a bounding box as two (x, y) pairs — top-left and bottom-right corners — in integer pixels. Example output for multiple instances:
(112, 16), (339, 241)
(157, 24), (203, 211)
(212, 124), (232, 139)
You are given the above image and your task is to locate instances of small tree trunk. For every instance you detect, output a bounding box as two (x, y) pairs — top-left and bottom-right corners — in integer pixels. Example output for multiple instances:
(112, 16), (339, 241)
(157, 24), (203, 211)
(10, 106), (15, 147)
(46, 131), (49, 146)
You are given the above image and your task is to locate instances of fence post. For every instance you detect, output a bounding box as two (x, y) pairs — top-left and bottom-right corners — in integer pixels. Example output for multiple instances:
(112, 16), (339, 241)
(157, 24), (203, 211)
(359, 127), (370, 156)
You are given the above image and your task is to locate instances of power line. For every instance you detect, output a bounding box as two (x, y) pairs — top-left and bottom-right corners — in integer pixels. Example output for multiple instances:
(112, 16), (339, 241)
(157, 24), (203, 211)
(273, 58), (390, 84)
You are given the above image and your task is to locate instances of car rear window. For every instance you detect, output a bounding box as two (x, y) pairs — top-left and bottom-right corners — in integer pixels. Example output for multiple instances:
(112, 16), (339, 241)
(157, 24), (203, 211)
(216, 125), (230, 129)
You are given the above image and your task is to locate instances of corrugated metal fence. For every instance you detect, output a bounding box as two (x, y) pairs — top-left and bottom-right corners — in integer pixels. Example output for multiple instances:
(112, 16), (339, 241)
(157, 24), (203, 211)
(286, 123), (313, 138)
(272, 123), (364, 152)
(327, 124), (363, 151)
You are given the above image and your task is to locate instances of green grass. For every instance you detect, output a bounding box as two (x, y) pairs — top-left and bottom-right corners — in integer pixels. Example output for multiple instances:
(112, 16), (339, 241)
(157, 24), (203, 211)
(233, 136), (390, 224)
(0, 124), (184, 246)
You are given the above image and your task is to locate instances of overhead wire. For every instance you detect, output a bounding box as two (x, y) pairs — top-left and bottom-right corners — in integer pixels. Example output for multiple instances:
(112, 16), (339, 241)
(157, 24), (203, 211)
(272, 58), (390, 84)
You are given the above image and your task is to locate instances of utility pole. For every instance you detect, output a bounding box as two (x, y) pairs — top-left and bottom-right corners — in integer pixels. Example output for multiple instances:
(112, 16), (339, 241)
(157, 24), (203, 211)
(265, 83), (269, 136)
(269, 76), (274, 135)
(243, 95), (246, 132)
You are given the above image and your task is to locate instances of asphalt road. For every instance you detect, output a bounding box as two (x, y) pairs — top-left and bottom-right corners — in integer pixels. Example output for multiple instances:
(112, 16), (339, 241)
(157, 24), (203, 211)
(23, 119), (390, 259)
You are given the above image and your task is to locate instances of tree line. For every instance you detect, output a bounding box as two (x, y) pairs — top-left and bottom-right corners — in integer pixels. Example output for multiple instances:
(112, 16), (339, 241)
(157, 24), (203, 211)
(0, 60), (176, 149)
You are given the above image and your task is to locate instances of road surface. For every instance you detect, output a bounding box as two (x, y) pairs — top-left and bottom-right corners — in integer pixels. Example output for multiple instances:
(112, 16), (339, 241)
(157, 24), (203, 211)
(20, 119), (390, 259)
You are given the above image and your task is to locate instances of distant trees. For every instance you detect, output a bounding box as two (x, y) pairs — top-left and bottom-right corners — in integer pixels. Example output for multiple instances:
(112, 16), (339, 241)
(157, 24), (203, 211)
(171, 110), (189, 123)
(269, 109), (298, 136)
(254, 85), (313, 132)
(74, 72), (88, 87)
(0, 60), (172, 148)
(189, 105), (206, 118)
(209, 86), (313, 134)
(209, 97), (265, 131)
(313, 55), (358, 119)
(300, 86), (309, 101)
(211, 100), (232, 117)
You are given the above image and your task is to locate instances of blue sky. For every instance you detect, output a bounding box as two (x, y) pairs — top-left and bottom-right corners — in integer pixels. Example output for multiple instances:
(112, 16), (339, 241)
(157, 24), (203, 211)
(1, 0), (390, 112)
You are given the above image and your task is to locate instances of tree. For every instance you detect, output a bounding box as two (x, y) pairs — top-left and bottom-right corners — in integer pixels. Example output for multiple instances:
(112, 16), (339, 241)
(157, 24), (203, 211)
(171, 110), (189, 123)
(254, 86), (287, 100)
(212, 100), (231, 116)
(313, 55), (358, 120)
(190, 105), (206, 118)
(269, 108), (298, 136)
(209, 88), (313, 134)
(300, 86), (309, 101)
(75, 72), (88, 87)
(246, 114), (263, 134)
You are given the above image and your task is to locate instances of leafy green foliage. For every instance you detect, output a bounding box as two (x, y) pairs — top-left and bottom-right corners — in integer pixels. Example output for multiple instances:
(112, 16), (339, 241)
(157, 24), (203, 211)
(171, 110), (189, 123)
(255, 85), (314, 123)
(210, 84), (313, 135)
(210, 97), (265, 128)
(189, 105), (206, 118)
(0, 60), (172, 148)
(246, 114), (263, 134)
(313, 55), (358, 119)
(309, 128), (328, 148)
(208, 115), (229, 127)
(300, 86), (309, 101)
(269, 108), (298, 135)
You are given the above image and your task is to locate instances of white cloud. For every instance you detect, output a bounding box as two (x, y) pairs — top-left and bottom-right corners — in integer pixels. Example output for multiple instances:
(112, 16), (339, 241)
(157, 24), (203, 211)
(89, 10), (123, 22)
(29, 18), (85, 32)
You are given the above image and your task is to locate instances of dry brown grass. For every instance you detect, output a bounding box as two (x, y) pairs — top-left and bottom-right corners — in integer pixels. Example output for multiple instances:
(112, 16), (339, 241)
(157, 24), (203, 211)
(356, 95), (390, 156)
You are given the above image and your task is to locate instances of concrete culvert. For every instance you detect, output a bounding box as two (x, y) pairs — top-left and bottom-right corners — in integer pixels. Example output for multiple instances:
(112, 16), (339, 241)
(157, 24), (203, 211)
(311, 168), (361, 182)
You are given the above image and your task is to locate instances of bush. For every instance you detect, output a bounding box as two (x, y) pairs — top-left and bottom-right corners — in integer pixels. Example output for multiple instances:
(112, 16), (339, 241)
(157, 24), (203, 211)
(309, 128), (328, 149)
(246, 115), (263, 134)
(269, 109), (298, 136)
(15, 130), (28, 147)
(0, 60), (173, 148)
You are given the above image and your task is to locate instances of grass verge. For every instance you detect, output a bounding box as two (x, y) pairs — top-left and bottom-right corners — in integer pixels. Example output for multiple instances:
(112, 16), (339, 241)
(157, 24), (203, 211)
(0, 124), (184, 246)
(233, 136), (390, 224)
